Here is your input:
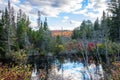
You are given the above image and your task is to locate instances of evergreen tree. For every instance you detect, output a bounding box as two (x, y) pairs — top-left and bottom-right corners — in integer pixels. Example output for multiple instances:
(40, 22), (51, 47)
(4, 8), (10, 52)
(43, 17), (48, 31)
(101, 11), (106, 30)
(71, 28), (80, 39)
(0, 8), (12, 56)
(71, 20), (93, 39)
(0, 12), (7, 57)
(106, 15), (111, 39)
(94, 18), (99, 30)
(108, 0), (120, 42)
(9, 7), (17, 50)
(80, 20), (93, 39)
(100, 11), (108, 40)
(16, 10), (29, 49)
(80, 20), (86, 31)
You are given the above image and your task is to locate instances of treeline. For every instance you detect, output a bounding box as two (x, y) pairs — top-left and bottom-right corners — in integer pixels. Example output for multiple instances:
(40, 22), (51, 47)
(72, 0), (120, 42)
(0, 4), (53, 58)
(71, 11), (109, 40)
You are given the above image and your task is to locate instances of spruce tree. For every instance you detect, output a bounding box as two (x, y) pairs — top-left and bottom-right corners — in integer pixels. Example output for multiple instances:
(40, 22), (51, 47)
(94, 18), (99, 30)
(43, 17), (48, 31)
(16, 10), (29, 49)
(0, 11), (8, 57)
(0, 13), (6, 57)
(108, 0), (120, 42)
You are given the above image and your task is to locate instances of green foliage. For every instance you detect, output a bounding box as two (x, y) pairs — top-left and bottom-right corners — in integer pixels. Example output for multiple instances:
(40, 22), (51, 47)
(0, 9), (8, 57)
(108, 0), (120, 42)
(54, 44), (64, 54)
(94, 18), (100, 30)
(1, 50), (28, 65)
(47, 37), (56, 52)
(72, 20), (93, 39)
(43, 17), (48, 31)
(27, 18), (51, 53)
(0, 20), (5, 57)
(71, 29), (80, 39)
(16, 10), (30, 49)
(56, 35), (62, 44)
(9, 50), (27, 64)
(101, 11), (106, 29)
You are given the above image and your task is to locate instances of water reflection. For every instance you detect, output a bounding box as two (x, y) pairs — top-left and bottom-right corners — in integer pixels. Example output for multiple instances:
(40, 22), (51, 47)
(31, 64), (39, 80)
(30, 56), (104, 80)
(48, 60), (104, 80)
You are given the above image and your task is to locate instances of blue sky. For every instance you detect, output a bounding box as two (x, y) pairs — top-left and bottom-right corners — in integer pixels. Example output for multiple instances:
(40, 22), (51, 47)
(0, 0), (108, 30)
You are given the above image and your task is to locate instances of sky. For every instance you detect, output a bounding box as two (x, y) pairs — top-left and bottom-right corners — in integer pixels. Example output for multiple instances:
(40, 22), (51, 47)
(0, 0), (108, 30)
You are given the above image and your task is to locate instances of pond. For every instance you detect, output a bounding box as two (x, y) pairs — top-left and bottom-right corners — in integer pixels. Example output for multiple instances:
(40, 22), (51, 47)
(30, 57), (104, 80)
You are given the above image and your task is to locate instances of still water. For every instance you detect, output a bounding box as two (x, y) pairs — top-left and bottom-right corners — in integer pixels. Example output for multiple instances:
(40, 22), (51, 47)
(31, 58), (104, 80)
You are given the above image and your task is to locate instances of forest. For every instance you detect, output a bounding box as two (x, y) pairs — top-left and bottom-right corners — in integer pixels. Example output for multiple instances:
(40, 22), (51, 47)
(0, 0), (120, 80)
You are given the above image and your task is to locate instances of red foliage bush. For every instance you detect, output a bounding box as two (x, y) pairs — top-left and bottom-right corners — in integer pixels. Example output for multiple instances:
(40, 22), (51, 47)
(87, 42), (96, 51)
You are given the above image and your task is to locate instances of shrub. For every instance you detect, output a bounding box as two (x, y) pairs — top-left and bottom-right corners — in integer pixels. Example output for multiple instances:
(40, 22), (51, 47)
(9, 50), (27, 64)
(0, 64), (31, 80)
(77, 42), (83, 51)
(87, 42), (96, 52)
(54, 44), (65, 54)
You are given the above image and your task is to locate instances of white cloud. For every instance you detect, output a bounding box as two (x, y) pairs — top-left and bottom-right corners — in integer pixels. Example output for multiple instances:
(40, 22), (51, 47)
(62, 16), (69, 22)
(49, 25), (62, 30)
(0, 0), (108, 30)
(73, 8), (87, 14)
(63, 16), (69, 20)
(0, 0), (7, 10)
(49, 19), (81, 30)
(62, 16), (81, 29)
(25, 0), (83, 17)
(11, 0), (20, 4)
(19, 4), (32, 13)
(73, 0), (108, 20)
(29, 21), (39, 30)
(49, 25), (75, 30)
(0, 0), (20, 10)
(30, 0), (83, 30)
(70, 20), (81, 27)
